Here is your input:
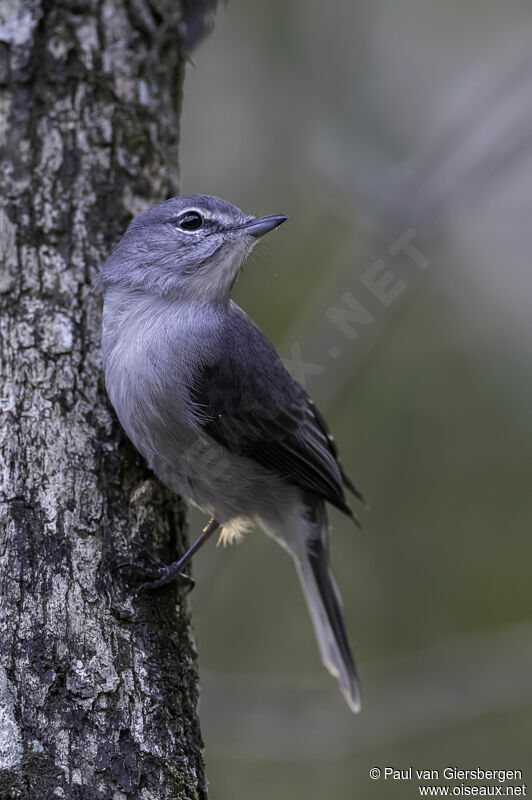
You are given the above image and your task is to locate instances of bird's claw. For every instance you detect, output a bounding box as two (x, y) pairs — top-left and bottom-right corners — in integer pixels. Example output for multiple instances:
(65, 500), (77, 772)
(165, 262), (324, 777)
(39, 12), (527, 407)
(113, 561), (195, 596)
(135, 567), (195, 596)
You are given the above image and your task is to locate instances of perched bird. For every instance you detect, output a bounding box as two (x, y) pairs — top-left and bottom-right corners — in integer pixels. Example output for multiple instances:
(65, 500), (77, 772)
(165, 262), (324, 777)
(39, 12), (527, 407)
(99, 194), (363, 712)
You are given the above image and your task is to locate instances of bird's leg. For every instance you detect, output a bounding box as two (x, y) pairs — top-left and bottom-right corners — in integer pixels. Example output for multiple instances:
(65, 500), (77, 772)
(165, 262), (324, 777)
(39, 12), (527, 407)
(116, 517), (220, 596)
(115, 517), (220, 595)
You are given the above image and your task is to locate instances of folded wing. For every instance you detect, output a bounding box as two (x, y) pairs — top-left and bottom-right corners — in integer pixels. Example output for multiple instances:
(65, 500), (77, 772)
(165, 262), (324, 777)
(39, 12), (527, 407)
(190, 305), (362, 518)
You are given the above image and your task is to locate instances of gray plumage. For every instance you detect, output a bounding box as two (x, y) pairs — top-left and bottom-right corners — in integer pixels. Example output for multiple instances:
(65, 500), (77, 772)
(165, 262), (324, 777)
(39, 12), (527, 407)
(99, 194), (362, 712)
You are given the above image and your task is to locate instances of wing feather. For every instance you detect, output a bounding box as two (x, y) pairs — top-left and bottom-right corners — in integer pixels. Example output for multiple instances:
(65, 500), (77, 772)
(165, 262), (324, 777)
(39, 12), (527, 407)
(190, 305), (361, 517)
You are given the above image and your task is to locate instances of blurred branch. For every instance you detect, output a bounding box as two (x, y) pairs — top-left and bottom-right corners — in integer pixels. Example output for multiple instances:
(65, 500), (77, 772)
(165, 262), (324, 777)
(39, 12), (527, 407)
(381, 43), (532, 231)
(283, 37), (532, 412)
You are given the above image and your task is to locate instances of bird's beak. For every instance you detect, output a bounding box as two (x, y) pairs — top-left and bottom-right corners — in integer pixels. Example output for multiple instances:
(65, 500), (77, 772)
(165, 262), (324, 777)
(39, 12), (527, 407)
(242, 214), (288, 238)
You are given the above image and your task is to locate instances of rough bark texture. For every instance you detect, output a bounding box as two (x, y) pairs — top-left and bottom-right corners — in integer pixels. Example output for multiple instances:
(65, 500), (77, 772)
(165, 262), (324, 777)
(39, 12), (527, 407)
(0, 1), (213, 797)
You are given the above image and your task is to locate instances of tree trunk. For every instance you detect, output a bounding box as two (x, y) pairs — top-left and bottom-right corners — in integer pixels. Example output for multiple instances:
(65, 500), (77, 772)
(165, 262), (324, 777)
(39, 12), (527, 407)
(0, 1), (214, 797)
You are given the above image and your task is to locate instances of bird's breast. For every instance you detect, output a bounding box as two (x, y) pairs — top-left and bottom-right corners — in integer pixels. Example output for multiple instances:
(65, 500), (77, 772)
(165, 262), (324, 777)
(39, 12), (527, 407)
(103, 293), (200, 460)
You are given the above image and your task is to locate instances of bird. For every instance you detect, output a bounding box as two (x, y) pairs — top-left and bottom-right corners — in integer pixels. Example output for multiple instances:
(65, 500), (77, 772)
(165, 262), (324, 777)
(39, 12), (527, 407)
(99, 194), (364, 712)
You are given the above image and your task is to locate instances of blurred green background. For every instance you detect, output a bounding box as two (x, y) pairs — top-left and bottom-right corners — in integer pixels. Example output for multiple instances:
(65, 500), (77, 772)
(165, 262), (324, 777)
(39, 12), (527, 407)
(179, 2), (532, 797)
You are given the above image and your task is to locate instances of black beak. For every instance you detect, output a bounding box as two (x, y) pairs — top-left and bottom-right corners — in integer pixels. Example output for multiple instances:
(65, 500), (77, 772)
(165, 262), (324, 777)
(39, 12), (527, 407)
(242, 214), (288, 238)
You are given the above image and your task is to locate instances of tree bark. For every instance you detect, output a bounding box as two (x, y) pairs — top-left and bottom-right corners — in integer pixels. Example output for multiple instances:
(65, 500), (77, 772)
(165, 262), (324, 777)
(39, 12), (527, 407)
(0, 1), (213, 797)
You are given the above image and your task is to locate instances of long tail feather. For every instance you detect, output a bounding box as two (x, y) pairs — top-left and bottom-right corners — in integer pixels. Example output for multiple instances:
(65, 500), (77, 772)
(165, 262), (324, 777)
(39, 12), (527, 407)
(294, 535), (361, 713)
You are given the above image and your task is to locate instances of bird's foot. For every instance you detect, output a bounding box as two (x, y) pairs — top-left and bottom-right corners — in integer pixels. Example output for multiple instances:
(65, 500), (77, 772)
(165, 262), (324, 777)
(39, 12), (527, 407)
(113, 518), (219, 598)
(114, 561), (195, 596)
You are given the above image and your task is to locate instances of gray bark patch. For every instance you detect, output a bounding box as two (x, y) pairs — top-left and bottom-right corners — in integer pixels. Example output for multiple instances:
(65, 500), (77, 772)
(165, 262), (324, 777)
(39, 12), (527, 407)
(0, 668), (23, 770)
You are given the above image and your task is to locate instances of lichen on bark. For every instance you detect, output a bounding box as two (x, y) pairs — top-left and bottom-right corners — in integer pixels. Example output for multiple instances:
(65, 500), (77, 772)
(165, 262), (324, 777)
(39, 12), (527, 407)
(0, 1), (210, 797)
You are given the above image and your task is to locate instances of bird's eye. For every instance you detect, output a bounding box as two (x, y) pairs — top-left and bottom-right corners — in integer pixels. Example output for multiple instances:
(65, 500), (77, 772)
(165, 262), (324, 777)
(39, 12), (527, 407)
(177, 211), (203, 231)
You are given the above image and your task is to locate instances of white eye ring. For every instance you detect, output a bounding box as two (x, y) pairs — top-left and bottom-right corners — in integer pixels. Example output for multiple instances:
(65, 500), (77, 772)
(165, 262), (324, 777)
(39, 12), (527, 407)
(177, 211), (203, 231)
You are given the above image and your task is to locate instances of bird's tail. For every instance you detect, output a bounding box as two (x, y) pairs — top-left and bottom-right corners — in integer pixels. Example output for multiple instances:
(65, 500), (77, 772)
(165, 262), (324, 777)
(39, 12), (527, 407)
(293, 507), (361, 713)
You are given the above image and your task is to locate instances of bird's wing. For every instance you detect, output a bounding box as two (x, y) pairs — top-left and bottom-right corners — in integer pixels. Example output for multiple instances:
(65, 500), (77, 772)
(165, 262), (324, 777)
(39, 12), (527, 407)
(190, 305), (362, 518)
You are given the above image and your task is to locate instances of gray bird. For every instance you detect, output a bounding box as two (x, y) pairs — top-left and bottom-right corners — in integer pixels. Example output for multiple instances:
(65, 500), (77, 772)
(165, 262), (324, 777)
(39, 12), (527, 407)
(99, 194), (363, 712)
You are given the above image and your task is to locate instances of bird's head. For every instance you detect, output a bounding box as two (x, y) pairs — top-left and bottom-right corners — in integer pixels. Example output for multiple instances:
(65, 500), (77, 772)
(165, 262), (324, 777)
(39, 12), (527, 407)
(98, 194), (287, 303)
